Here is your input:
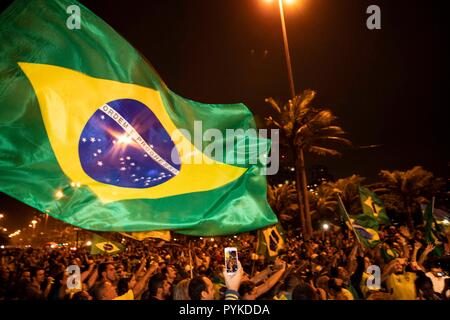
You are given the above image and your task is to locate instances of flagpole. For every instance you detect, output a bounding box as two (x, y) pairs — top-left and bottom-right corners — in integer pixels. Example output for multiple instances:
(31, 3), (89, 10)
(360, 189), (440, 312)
(251, 259), (256, 277)
(431, 196), (436, 242)
(188, 241), (193, 279)
(432, 196), (435, 214)
(337, 194), (361, 244)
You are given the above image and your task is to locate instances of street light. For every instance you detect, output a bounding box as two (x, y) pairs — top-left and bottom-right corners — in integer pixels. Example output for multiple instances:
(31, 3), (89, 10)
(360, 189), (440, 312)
(31, 220), (37, 228)
(0, 213), (4, 219)
(264, 0), (297, 98)
(265, 0), (314, 239)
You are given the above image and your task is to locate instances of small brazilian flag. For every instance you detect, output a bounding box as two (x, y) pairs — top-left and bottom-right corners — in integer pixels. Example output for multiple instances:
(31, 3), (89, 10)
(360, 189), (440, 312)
(90, 233), (124, 255)
(337, 195), (380, 248)
(351, 214), (381, 249)
(358, 186), (390, 225)
(256, 224), (285, 258)
(381, 247), (399, 263)
(0, 0), (277, 236)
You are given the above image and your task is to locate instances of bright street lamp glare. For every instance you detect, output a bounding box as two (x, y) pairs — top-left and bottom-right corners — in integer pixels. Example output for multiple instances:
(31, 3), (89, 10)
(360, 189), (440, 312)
(263, 0), (296, 4)
(86, 241), (92, 246)
(322, 223), (329, 231)
(55, 190), (64, 199)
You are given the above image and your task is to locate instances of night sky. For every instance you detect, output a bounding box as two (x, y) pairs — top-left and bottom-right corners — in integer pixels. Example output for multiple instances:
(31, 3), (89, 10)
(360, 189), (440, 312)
(0, 0), (448, 230)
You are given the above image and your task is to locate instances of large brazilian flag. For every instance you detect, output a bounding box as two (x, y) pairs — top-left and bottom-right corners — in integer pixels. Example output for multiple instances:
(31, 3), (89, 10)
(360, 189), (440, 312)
(0, 0), (277, 235)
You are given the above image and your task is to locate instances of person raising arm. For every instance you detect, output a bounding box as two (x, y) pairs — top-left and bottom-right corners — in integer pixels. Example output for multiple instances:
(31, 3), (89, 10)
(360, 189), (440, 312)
(239, 258), (287, 300)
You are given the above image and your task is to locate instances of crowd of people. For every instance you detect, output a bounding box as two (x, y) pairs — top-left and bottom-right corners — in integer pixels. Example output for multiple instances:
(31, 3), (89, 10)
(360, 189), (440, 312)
(1, 223), (450, 301)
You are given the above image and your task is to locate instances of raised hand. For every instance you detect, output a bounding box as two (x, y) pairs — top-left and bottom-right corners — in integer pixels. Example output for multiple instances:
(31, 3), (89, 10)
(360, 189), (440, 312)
(424, 244), (435, 253)
(223, 260), (243, 291)
(413, 242), (422, 251)
(148, 261), (159, 273)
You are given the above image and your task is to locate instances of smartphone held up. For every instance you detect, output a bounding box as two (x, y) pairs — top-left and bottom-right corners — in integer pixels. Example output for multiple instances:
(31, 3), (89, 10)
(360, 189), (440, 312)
(224, 247), (238, 274)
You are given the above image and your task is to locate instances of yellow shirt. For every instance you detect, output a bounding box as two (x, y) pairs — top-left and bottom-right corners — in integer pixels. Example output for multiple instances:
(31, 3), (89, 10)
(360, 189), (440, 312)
(113, 289), (134, 300)
(273, 293), (288, 300)
(341, 288), (354, 300)
(386, 272), (417, 300)
(360, 272), (370, 298)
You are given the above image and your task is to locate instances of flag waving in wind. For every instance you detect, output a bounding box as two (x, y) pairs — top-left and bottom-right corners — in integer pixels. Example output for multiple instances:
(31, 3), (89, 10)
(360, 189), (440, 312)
(358, 186), (390, 225)
(90, 233), (124, 255)
(256, 224), (285, 258)
(423, 198), (441, 245)
(0, 0), (277, 235)
(337, 195), (380, 248)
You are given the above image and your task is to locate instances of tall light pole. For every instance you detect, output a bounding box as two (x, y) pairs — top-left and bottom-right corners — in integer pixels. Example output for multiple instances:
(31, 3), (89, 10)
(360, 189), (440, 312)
(265, 0), (312, 238)
(277, 0), (296, 99)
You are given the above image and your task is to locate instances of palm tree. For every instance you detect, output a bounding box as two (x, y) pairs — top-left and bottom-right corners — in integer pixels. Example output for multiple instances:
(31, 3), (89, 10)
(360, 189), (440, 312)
(308, 174), (365, 224)
(376, 166), (444, 229)
(267, 183), (299, 230)
(265, 90), (351, 238)
(309, 184), (337, 223)
(322, 175), (366, 215)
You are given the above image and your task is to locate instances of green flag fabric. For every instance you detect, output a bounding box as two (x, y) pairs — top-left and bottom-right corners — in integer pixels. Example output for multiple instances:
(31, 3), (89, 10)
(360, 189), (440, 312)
(358, 186), (390, 225)
(423, 199), (445, 257)
(423, 199), (440, 244)
(0, 0), (277, 236)
(256, 224), (285, 258)
(90, 233), (124, 255)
